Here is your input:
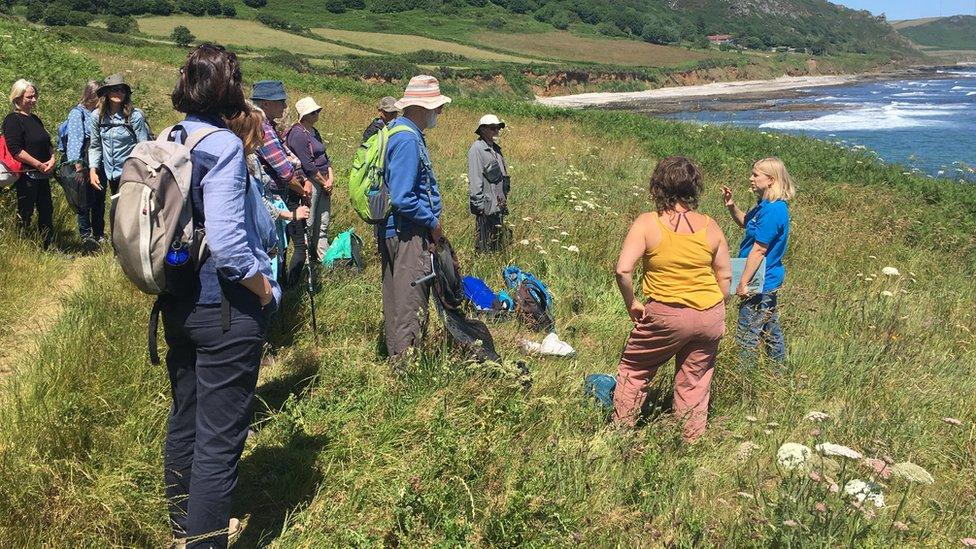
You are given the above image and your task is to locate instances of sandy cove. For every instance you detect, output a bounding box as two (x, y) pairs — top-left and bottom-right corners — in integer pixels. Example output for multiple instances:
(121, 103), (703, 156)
(535, 74), (857, 109)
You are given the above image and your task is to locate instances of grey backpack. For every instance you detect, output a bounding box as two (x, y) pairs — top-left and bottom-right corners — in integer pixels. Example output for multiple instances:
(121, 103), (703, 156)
(111, 126), (225, 364)
(112, 126), (221, 295)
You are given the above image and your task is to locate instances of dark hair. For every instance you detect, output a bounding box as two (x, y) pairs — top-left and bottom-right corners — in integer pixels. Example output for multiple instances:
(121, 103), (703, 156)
(649, 156), (704, 212)
(172, 44), (247, 118)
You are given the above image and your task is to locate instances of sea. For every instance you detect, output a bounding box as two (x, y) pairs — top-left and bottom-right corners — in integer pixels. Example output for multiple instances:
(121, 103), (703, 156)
(665, 67), (976, 182)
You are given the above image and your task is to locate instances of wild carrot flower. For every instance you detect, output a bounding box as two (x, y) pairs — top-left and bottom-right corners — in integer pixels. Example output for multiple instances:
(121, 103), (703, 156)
(893, 521), (909, 532)
(815, 502), (827, 513)
(817, 443), (863, 460)
(519, 239), (530, 246)
(890, 462), (934, 485)
(844, 479), (885, 507)
(805, 411), (829, 422)
(783, 519), (799, 528)
(882, 267), (900, 277)
(962, 538), (976, 547)
(566, 245), (580, 253)
(880, 291), (895, 297)
(943, 417), (963, 426)
(737, 441), (759, 463)
(745, 415), (758, 422)
(777, 443), (812, 471)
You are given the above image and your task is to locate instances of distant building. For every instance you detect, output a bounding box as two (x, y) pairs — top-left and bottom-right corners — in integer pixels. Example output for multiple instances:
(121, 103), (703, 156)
(707, 34), (734, 46)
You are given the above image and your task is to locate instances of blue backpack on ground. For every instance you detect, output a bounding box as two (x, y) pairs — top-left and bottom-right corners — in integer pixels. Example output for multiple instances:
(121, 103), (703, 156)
(584, 373), (616, 410)
(502, 265), (554, 331)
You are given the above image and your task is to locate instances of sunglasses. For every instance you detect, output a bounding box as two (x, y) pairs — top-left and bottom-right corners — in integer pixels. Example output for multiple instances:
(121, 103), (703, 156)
(106, 86), (128, 94)
(486, 124), (502, 130)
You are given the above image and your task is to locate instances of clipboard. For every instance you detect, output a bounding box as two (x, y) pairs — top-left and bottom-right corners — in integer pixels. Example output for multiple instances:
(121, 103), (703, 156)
(730, 257), (765, 294)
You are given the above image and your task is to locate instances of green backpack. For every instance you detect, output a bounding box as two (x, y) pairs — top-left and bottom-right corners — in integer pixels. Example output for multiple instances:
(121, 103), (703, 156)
(348, 124), (415, 224)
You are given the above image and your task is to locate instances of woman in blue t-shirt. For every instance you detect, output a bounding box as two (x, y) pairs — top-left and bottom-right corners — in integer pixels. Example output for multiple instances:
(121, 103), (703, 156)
(721, 157), (795, 367)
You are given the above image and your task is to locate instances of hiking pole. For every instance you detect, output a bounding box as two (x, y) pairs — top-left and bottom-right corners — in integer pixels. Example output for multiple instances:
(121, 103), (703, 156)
(411, 252), (437, 287)
(301, 218), (319, 343)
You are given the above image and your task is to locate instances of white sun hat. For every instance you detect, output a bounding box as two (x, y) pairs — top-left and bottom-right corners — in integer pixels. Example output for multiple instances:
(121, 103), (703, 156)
(476, 113), (506, 133)
(394, 75), (452, 110)
(295, 96), (322, 120)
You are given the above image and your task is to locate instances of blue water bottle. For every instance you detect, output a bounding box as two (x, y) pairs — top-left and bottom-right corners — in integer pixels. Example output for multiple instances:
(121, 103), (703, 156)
(165, 241), (190, 266)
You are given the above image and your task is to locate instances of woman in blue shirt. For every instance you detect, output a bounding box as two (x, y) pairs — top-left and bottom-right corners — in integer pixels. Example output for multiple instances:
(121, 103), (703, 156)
(62, 80), (99, 247)
(87, 74), (150, 238)
(721, 157), (795, 367)
(162, 45), (278, 549)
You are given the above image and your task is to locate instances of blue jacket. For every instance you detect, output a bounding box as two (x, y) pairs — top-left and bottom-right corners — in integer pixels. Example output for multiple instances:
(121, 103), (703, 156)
(64, 104), (92, 164)
(383, 117), (441, 239)
(168, 114), (281, 309)
(88, 107), (151, 180)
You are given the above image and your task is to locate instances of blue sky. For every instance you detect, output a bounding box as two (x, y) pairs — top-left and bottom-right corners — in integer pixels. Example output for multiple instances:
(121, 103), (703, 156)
(834, 0), (976, 20)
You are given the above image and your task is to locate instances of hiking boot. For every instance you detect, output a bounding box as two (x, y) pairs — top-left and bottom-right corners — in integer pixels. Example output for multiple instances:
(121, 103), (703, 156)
(81, 237), (99, 255)
(171, 517), (243, 548)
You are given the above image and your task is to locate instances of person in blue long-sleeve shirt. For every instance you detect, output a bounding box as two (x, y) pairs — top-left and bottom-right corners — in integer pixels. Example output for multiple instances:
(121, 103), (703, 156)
(380, 75), (451, 358)
(161, 45), (278, 549)
(62, 81), (99, 246)
(87, 74), (150, 244)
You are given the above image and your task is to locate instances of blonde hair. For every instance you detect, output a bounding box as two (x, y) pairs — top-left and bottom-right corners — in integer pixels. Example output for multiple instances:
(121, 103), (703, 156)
(754, 157), (796, 202)
(224, 101), (266, 157)
(80, 80), (100, 106)
(9, 79), (36, 108)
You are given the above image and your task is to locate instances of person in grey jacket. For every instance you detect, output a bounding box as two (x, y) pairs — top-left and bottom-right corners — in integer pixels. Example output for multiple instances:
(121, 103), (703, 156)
(467, 114), (510, 253)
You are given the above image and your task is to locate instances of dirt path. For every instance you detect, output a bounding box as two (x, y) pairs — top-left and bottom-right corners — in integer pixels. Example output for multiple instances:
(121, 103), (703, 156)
(0, 257), (89, 377)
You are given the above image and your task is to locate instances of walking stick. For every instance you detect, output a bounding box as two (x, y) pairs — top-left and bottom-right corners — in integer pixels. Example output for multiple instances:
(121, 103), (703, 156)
(300, 218), (319, 343)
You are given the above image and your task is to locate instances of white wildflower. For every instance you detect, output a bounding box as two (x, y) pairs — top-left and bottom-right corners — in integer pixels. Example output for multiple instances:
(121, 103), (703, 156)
(566, 245), (580, 253)
(880, 291), (894, 297)
(745, 415), (758, 422)
(890, 462), (934, 485)
(519, 239), (530, 246)
(560, 231), (569, 236)
(805, 411), (830, 422)
(817, 443), (862, 460)
(882, 267), (900, 277)
(942, 417), (963, 426)
(776, 443), (813, 471)
(844, 479), (885, 507)
(737, 441), (760, 463)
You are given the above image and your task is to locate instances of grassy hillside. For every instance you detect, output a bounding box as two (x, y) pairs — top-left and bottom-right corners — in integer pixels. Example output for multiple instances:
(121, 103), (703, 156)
(898, 15), (976, 51)
(2, 18), (976, 547)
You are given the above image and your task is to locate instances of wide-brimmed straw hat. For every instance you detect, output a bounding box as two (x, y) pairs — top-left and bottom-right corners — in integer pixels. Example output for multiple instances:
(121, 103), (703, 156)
(476, 113), (505, 134)
(394, 75), (452, 110)
(295, 96), (322, 120)
(97, 74), (131, 97)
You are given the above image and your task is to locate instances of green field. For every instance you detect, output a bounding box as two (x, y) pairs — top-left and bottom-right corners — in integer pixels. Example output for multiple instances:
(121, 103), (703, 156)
(312, 27), (541, 64)
(2, 17), (976, 547)
(138, 15), (370, 57)
(473, 30), (712, 67)
(897, 15), (976, 52)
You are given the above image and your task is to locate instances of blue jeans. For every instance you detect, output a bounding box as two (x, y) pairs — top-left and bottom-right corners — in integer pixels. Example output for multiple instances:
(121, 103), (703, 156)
(736, 292), (786, 367)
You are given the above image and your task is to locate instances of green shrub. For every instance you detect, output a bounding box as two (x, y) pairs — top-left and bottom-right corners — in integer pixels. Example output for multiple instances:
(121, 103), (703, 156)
(220, 1), (234, 16)
(257, 12), (308, 34)
(264, 50), (312, 73)
(400, 49), (467, 64)
(104, 15), (136, 33)
(242, 0), (265, 6)
(344, 56), (418, 81)
(170, 24), (194, 46)
(325, 0), (345, 13)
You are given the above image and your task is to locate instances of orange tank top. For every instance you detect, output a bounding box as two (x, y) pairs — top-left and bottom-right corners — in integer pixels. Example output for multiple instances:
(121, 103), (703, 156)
(641, 213), (723, 311)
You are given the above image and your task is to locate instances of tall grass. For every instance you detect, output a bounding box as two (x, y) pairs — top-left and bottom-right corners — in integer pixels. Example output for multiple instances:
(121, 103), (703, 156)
(1, 20), (975, 547)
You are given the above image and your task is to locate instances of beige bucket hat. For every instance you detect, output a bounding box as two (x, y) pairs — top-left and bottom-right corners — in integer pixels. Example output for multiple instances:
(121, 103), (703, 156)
(394, 75), (452, 110)
(295, 96), (322, 120)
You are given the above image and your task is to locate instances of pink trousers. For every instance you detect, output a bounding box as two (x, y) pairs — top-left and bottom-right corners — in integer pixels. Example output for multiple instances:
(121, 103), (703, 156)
(613, 300), (726, 440)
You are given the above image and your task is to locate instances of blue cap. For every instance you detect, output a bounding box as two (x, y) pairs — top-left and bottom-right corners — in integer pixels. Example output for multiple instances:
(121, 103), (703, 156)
(251, 80), (287, 101)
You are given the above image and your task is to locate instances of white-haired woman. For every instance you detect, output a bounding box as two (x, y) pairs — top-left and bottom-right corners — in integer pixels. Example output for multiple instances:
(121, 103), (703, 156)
(721, 157), (795, 368)
(3, 79), (56, 248)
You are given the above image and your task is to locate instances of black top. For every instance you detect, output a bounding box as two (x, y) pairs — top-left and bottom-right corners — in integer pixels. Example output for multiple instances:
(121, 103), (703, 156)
(362, 117), (386, 143)
(2, 112), (52, 163)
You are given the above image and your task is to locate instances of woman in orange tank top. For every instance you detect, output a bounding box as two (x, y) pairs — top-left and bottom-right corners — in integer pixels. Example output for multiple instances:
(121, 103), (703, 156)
(612, 156), (732, 441)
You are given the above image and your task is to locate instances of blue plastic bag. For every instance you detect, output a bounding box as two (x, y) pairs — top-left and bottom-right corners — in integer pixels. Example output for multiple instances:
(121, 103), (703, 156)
(583, 373), (616, 410)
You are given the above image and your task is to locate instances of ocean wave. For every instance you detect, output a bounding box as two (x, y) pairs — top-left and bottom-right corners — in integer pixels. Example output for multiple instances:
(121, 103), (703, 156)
(969, 91), (976, 96)
(892, 91), (934, 97)
(950, 86), (976, 91)
(759, 103), (954, 132)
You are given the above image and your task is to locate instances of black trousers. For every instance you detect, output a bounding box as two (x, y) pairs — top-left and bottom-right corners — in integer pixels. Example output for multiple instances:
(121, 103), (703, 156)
(14, 175), (54, 248)
(474, 212), (505, 253)
(161, 293), (269, 548)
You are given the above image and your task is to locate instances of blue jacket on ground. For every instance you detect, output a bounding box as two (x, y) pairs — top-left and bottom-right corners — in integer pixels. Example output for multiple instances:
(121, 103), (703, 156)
(738, 199), (790, 293)
(383, 117), (441, 239)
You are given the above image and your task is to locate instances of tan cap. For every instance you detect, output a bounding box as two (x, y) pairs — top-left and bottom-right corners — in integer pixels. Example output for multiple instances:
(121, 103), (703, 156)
(378, 96), (398, 113)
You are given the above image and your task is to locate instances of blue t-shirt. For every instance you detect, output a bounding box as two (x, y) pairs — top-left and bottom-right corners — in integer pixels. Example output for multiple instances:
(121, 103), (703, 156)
(738, 199), (790, 293)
